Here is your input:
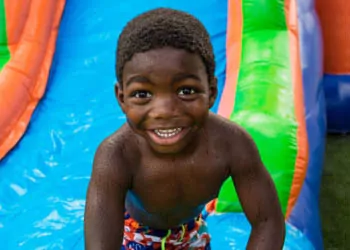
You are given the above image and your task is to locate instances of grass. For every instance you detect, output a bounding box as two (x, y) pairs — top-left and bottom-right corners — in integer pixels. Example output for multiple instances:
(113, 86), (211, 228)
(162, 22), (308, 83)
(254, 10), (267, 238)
(320, 134), (350, 249)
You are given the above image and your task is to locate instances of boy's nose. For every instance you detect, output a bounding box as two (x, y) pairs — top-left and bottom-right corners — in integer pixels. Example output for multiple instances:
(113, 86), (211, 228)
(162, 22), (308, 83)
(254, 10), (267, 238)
(149, 97), (179, 120)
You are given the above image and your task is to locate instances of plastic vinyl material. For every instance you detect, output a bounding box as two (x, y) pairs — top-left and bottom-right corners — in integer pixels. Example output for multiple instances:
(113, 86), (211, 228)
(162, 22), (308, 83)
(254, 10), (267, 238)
(0, 0), (65, 160)
(216, 0), (309, 218)
(0, 0), (323, 249)
(315, 0), (350, 74)
(316, 0), (350, 132)
(217, 0), (326, 248)
(320, 74), (350, 133)
(0, 1), (10, 70)
(206, 213), (315, 250)
(287, 0), (326, 249)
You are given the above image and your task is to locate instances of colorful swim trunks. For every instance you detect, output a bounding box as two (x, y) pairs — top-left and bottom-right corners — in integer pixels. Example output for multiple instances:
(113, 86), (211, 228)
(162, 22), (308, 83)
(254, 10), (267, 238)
(122, 210), (211, 250)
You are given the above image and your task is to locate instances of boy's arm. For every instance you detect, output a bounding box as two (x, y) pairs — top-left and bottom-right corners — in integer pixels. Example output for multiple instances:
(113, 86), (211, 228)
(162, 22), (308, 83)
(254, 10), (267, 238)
(84, 139), (131, 250)
(229, 128), (286, 250)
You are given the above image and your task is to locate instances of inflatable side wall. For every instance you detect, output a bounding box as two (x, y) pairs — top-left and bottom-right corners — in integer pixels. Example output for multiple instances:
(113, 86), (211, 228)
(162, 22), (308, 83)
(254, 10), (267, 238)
(0, 0), (65, 160)
(217, 0), (308, 216)
(288, 1), (326, 249)
(316, 0), (350, 133)
(215, 0), (326, 248)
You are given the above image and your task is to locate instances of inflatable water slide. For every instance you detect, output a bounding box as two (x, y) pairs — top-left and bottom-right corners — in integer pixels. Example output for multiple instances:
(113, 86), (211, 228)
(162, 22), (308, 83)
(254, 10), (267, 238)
(0, 0), (336, 249)
(316, 0), (350, 133)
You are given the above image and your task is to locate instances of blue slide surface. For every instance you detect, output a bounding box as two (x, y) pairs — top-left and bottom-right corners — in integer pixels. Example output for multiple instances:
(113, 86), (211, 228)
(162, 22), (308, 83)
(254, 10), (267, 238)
(0, 0), (321, 249)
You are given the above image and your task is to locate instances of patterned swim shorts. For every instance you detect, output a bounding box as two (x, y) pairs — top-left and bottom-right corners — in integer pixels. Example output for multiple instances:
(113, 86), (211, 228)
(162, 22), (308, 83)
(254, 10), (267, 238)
(122, 210), (211, 250)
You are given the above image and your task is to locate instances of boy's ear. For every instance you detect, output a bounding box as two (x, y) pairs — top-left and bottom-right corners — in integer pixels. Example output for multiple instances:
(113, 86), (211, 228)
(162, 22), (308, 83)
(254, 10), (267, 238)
(209, 77), (218, 108)
(115, 83), (126, 112)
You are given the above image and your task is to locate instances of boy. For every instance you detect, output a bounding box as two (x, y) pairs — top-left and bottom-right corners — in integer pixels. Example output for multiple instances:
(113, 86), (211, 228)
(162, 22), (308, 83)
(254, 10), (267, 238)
(84, 8), (285, 250)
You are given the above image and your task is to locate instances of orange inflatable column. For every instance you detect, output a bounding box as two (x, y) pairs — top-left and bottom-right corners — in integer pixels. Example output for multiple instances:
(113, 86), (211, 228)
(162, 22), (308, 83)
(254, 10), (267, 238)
(0, 0), (65, 160)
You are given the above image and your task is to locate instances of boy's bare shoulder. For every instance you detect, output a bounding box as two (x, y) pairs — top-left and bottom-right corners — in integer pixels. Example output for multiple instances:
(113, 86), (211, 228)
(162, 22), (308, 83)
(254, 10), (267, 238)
(208, 112), (251, 142)
(87, 124), (138, 202)
(208, 112), (257, 157)
(101, 124), (139, 152)
(93, 124), (140, 173)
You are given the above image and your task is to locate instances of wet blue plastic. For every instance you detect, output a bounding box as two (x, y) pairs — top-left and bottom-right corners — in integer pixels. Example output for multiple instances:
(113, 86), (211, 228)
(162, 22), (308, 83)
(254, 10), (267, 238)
(0, 0), (322, 249)
(287, 0), (326, 250)
(206, 213), (314, 250)
(322, 74), (350, 133)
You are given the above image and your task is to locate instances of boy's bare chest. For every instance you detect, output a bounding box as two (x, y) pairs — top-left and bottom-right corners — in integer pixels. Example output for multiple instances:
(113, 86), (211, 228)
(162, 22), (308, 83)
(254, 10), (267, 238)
(131, 151), (228, 213)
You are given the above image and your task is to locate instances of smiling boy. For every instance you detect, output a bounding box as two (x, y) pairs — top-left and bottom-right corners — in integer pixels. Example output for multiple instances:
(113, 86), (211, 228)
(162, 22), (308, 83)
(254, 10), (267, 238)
(84, 8), (285, 250)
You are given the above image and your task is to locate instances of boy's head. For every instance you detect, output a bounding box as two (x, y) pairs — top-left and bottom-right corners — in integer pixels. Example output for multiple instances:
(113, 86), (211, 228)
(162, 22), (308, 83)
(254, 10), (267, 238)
(115, 8), (217, 154)
(116, 7), (216, 87)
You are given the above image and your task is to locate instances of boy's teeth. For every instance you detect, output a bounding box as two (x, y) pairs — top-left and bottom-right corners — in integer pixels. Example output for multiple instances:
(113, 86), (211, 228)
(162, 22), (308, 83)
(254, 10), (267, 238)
(154, 127), (182, 138)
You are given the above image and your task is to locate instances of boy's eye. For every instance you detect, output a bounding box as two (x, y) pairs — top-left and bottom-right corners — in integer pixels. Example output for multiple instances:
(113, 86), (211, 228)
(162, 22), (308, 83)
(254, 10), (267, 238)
(131, 90), (152, 98)
(178, 87), (196, 96)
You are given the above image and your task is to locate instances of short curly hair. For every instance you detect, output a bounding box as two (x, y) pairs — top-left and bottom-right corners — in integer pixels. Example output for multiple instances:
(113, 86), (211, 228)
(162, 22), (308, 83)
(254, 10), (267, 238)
(116, 8), (215, 87)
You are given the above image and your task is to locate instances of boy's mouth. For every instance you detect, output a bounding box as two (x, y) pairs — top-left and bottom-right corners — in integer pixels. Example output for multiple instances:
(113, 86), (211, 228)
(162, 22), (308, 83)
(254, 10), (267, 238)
(154, 128), (182, 137)
(147, 127), (189, 145)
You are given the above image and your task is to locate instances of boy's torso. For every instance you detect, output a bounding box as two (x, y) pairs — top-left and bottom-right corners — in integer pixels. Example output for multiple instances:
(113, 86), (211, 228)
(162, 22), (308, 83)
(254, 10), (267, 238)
(115, 113), (238, 230)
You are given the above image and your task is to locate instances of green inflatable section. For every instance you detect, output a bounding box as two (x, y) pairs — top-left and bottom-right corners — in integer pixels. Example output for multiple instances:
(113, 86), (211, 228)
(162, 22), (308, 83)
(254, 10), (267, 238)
(216, 0), (298, 215)
(0, 0), (10, 71)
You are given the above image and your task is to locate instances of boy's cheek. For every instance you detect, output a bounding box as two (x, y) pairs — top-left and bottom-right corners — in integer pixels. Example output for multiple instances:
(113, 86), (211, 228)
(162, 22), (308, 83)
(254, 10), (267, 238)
(124, 109), (145, 126)
(186, 98), (211, 112)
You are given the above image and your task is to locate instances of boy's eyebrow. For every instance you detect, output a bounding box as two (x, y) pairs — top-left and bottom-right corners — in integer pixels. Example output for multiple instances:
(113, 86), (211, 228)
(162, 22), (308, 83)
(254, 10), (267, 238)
(125, 75), (151, 86)
(125, 73), (201, 86)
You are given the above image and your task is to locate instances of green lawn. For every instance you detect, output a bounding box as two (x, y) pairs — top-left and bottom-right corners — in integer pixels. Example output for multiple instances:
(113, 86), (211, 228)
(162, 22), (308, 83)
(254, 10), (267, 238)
(320, 134), (350, 249)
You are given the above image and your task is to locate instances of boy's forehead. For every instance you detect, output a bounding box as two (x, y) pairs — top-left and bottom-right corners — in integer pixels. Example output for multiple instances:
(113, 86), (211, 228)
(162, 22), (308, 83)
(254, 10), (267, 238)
(123, 47), (206, 75)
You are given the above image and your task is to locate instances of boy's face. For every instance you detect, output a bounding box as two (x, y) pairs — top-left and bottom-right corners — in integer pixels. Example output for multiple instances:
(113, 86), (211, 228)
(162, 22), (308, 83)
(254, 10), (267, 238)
(116, 47), (217, 154)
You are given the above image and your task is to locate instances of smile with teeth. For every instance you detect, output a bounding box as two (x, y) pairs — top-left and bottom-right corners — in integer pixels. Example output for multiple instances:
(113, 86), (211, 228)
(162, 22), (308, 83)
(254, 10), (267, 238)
(153, 127), (182, 138)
